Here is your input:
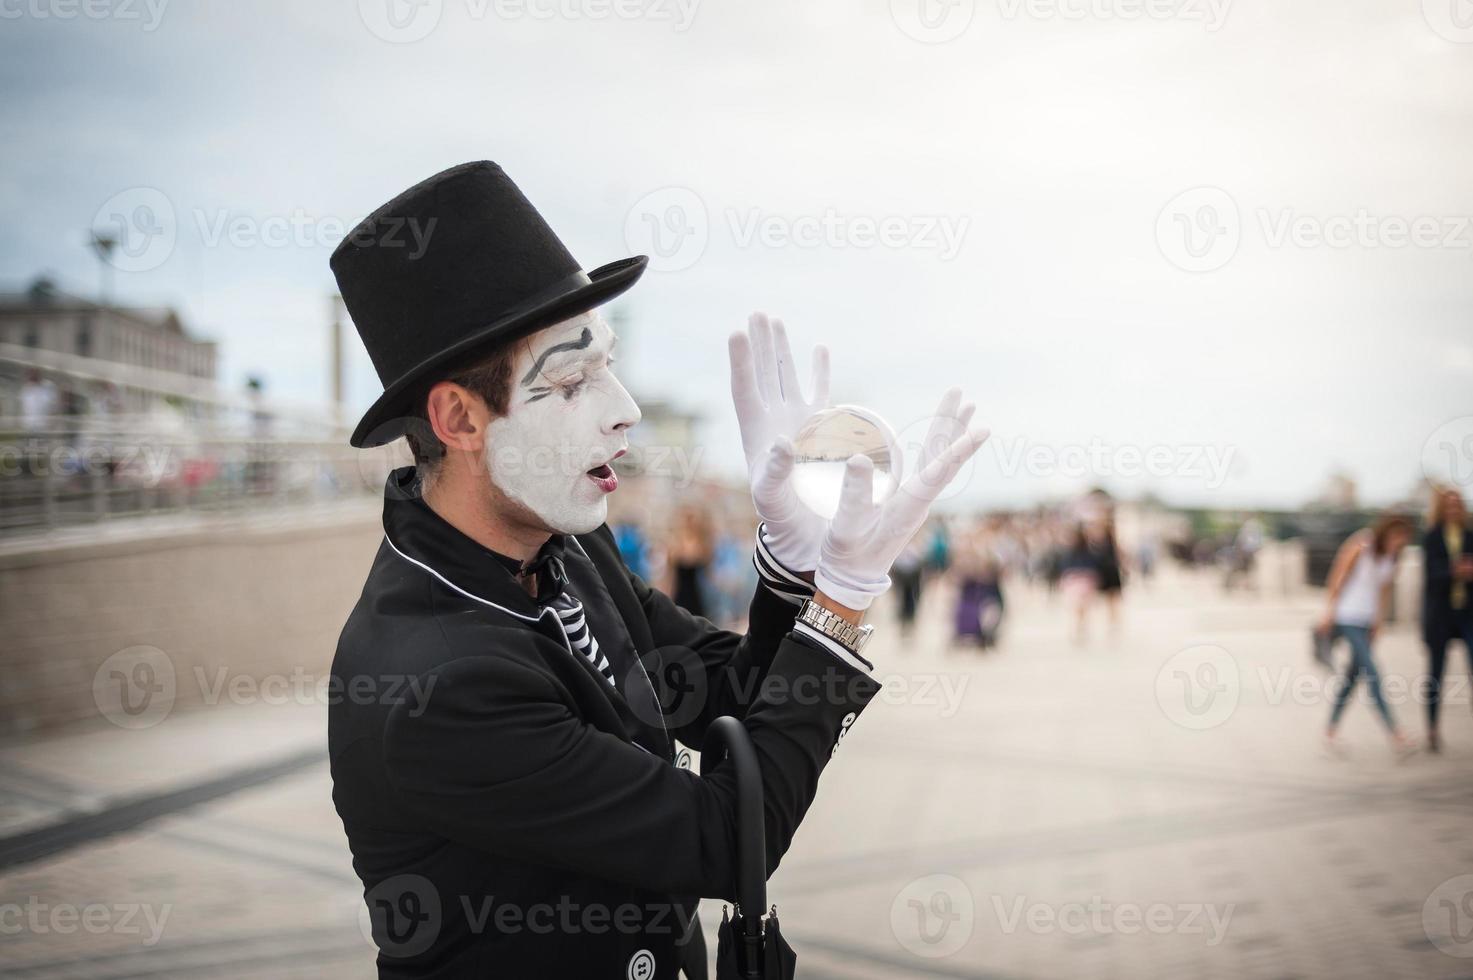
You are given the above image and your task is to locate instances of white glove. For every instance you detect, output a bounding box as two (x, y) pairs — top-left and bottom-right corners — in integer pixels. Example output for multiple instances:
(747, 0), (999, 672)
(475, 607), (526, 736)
(815, 387), (987, 611)
(728, 312), (830, 572)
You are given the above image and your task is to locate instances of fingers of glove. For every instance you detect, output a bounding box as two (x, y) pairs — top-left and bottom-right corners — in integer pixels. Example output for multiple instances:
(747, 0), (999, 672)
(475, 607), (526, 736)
(904, 425), (990, 507)
(749, 312), (779, 406)
(829, 453), (880, 544)
(728, 330), (768, 463)
(957, 401), (976, 430)
(752, 436), (799, 515)
(810, 344), (830, 408)
(770, 317), (802, 406)
(918, 387), (966, 471)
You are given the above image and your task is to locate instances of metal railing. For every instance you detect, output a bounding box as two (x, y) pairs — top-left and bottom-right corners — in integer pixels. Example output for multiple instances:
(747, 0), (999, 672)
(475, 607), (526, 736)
(0, 415), (399, 534)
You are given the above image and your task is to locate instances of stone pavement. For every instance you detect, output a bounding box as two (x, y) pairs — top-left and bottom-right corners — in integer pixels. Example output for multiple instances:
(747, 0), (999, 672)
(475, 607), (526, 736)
(1, 564), (1471, 978)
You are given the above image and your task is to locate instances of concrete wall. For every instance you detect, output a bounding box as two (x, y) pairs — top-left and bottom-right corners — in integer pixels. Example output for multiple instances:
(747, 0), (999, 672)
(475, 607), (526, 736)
(0, 503), (382, 736)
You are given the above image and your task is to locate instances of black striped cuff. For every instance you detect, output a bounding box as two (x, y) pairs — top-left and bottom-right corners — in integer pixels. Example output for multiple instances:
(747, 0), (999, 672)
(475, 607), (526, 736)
(751, 523), (816, 607)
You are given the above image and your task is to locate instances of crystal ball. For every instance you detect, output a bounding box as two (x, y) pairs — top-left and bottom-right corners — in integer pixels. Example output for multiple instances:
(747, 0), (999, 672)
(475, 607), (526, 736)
(790, 405), (900, 520)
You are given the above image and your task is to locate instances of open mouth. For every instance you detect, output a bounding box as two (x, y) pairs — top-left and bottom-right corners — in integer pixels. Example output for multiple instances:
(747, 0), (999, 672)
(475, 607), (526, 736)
(585, 462), (618, 493)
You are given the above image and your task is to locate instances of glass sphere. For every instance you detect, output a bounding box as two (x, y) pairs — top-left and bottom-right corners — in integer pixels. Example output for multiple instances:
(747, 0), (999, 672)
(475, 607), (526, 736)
(790, 405), (900, 519)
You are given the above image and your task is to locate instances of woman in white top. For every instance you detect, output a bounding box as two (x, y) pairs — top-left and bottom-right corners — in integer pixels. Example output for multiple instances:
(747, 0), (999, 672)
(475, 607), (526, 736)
(1318, 513), (1416, 756)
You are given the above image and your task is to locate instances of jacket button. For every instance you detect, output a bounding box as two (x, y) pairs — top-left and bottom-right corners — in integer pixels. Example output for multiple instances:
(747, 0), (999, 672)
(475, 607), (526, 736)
(627, 948), (655, 980)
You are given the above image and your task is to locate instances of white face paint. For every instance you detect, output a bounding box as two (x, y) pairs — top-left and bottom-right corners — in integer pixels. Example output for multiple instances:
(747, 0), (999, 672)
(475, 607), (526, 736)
(484, 311), (641, 534)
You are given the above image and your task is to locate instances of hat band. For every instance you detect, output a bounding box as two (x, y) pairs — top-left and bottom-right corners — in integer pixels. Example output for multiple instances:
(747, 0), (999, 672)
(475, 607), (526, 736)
(483, 268), (596, 331)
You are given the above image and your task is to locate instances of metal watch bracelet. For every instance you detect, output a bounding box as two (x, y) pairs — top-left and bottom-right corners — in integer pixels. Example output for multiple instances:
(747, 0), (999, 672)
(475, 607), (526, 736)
(797, 598), (873, 656)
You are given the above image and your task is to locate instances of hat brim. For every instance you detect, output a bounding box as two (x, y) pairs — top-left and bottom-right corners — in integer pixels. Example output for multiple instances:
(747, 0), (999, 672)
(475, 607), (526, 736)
(350, 254), (647, 448)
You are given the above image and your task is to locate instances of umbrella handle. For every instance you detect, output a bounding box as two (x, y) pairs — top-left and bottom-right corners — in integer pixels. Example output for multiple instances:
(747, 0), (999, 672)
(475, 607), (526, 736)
(699, 716), (766, 936)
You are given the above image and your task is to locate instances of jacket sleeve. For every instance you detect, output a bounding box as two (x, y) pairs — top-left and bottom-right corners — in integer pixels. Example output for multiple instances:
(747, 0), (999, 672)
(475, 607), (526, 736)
(380, 628), (881, 901)
(626, 524), (875, 749)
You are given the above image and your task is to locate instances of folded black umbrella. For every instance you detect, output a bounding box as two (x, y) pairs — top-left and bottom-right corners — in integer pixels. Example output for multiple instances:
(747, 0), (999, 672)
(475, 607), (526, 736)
(702, 716), (798, 979)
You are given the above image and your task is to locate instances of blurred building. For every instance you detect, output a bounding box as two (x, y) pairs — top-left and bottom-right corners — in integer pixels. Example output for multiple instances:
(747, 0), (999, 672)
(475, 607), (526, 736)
(0, 276), (217, 416)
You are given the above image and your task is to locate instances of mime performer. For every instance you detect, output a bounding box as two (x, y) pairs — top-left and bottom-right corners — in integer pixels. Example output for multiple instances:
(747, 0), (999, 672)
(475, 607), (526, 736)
(327, 161), (988, 979)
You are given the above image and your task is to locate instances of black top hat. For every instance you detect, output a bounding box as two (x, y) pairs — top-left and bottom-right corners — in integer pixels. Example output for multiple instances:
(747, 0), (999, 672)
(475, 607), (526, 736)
(331, 161), (647, 447)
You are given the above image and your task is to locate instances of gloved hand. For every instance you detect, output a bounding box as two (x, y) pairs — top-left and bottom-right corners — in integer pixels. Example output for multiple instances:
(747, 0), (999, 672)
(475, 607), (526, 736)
(728, 312), (830, 572)
(815, 387), (988, 611)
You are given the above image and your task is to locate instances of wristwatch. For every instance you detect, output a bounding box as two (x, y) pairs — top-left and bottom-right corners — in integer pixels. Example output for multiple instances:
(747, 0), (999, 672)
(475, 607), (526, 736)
(797, 598), (874, 656)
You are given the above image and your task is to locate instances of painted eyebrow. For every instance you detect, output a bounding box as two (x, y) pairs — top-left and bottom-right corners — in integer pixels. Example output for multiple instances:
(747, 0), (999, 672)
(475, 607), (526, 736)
(520, 327), (593, 386)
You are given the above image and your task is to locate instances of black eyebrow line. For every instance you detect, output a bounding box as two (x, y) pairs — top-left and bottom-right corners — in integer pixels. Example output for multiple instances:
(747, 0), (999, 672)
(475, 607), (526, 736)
(520, 327), (594, 386)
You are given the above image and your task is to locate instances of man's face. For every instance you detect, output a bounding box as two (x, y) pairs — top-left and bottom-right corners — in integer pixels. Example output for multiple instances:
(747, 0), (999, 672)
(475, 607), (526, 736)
(483, 311), (640, 534)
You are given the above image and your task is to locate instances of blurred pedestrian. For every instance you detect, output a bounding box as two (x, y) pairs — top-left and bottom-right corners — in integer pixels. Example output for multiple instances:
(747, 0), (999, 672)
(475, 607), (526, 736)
(950, 526), (1004, 649)
(1090, 518), (1125, 634)
(1059, 525), (1098, 644)
(1421, 487), (1473, 754)
(665, 504), (713, 618)
(893, 532), (926, 639)
(19, 369), (57, 434)
(1319, 512), (1417, 757)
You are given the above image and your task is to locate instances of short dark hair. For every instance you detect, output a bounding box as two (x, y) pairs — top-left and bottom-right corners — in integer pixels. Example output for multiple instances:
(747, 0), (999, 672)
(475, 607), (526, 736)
(406, 342), (517, 472)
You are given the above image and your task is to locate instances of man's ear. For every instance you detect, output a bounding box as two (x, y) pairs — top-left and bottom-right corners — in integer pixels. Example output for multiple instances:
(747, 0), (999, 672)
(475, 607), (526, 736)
(425, 381), (489, 457)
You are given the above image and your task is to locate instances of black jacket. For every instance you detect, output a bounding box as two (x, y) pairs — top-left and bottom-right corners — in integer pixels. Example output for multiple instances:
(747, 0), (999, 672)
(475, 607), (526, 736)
(329, 470), (881, 978)
(1423, 523), (1473, 647)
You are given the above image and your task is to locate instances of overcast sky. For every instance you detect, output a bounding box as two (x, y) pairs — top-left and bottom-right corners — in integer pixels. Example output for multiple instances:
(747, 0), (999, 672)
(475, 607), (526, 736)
(2, 0), (1470, 510)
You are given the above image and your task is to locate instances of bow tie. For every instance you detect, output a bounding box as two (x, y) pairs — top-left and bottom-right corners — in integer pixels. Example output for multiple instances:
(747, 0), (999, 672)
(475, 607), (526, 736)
(517, 540), (569, 605)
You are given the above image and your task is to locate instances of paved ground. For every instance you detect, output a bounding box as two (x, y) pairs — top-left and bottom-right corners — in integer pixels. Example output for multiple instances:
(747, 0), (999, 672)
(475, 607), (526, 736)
(2, 561), (1472, 978)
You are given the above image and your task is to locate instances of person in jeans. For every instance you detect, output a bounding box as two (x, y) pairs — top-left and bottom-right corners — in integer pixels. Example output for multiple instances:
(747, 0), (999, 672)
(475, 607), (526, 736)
(1421, 487), (1473, 753)
(1318, 512), (1416, 757)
